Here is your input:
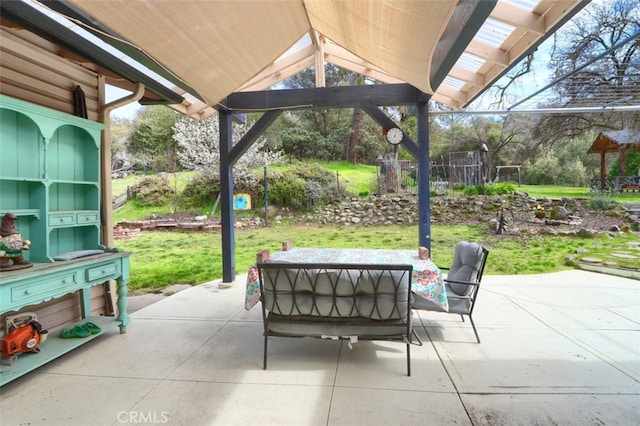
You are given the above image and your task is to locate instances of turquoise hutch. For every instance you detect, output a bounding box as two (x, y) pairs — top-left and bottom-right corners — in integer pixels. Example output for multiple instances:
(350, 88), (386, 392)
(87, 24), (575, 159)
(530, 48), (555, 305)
(0, 94), (130, 386)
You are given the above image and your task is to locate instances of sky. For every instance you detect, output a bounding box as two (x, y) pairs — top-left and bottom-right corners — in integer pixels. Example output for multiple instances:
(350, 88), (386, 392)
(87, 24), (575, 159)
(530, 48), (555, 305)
(106, 85), (142, 119)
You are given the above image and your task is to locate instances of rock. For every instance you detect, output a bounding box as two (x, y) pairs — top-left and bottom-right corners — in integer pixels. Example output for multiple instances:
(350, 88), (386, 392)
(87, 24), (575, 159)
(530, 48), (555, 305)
(577, 229), (597, 238)
(564, 255), (578, 266)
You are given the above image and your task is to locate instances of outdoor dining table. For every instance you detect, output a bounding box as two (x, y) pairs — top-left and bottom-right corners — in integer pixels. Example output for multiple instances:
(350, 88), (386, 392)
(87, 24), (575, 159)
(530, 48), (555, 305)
(245, 247), (447, 312)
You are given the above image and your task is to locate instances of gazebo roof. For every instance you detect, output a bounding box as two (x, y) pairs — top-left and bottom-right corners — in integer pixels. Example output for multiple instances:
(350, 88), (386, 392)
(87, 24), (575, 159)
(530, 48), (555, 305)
(1, 0), (588, 119)
(588, 130), (640, 154)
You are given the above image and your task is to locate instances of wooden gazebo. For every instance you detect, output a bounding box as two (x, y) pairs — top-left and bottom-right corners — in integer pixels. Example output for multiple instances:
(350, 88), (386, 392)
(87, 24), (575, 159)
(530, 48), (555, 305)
(588, 130), (640, 192)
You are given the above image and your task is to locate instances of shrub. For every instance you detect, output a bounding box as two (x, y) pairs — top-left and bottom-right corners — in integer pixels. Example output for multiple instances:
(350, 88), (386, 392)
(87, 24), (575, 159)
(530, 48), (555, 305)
(322, 183), (351, 204)
(181, 175), (220, 208)
(304, 180), (323, 208)
(492, 182), (517, 194)
(131, 176), (175, 206)
(269, 175), (306, 208)
(588, 189), (618, 210)
(463, 185), (482, 196)
(287, 162), (335, 186)
(460, 182), (516, 196)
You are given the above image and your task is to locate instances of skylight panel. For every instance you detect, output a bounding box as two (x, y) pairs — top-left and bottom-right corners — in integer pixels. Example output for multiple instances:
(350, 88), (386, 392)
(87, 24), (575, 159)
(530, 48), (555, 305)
(475, 18), (515, 48)
(443, 76), (465, 90)
(456, 52), (485, 73)
(277, 33), (312, 63)
(502, 0), (540, 12)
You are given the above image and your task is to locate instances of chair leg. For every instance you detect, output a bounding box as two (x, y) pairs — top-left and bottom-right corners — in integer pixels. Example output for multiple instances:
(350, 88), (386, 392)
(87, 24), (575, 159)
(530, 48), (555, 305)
(406, 342), (411, 377)
(263, 335), (268, 369)
(411, 328), (423, 346)
(460, 314), (465, 322)
(468, 316), (480, 343)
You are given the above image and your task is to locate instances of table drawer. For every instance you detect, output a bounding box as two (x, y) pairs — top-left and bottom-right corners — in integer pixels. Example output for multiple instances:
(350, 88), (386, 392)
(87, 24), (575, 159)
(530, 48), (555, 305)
(49, 213), (75, 226)
(86, 262), (118, 282)
(77, 212), (99, 224)
(11, 273), (78, 304)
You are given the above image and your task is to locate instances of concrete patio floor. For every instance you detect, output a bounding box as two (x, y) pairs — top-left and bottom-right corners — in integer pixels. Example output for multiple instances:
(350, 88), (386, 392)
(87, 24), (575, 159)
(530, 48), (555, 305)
(1, 270), (639, 425)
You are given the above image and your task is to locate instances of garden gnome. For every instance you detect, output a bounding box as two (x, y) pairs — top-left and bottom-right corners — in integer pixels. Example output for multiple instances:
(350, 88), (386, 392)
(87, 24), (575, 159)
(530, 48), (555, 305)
(0, 212), (32, 270)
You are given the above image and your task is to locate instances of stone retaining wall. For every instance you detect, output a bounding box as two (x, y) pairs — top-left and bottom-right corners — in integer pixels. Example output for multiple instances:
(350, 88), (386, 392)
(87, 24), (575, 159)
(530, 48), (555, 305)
(284, 193), (639, 236)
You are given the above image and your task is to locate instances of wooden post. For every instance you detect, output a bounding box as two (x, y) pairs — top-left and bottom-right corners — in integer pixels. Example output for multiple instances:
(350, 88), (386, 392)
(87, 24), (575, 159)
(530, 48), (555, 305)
(600, 152), (607, 191)
(419, 246), (429, 260)
(256, 250), (270, 263)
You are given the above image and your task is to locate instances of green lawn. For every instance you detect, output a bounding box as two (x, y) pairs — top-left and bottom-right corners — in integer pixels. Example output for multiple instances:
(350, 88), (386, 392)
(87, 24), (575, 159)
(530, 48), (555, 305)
(115, 223), (637, 293)
(519, 184), (640, 203)
(318, 161), (379, 195)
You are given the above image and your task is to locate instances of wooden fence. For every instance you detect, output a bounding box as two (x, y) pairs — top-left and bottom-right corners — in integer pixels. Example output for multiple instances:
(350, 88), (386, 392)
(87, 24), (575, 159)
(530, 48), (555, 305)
(113, 187), (132, 212)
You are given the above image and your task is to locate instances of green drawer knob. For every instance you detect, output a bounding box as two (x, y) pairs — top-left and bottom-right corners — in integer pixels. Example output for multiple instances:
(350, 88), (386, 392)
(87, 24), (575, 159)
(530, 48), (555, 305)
(24, 289), (30, 295)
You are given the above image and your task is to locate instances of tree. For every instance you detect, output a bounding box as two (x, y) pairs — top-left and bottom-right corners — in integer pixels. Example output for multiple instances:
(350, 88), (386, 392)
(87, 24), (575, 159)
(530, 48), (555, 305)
(173, 113), (283, 187)
(127, 106), (180, 171)
(536, 0), (640, 140)
(275, 64), (389, 164)
(109, 115), (133, 170)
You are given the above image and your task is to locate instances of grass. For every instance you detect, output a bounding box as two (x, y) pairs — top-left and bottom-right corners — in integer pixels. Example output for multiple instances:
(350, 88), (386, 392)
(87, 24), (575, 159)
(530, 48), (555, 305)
(519, 184), (640, 203)
(111, 171), (195, 197)
(114, 223), (637, 292)
(318, 161), (379, 195)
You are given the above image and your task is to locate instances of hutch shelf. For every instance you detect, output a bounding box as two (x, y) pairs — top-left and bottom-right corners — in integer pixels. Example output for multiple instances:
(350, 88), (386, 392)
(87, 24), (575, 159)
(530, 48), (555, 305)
(0, 94), (130, 386)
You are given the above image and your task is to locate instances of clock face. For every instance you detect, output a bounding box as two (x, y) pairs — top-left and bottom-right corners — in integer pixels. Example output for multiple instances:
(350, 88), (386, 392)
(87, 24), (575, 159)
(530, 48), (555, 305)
(386, 127), (403, 145)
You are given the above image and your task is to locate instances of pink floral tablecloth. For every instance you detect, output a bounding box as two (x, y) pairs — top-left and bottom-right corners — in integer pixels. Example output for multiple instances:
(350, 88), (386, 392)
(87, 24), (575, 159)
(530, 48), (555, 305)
(245, 248), (446, 311)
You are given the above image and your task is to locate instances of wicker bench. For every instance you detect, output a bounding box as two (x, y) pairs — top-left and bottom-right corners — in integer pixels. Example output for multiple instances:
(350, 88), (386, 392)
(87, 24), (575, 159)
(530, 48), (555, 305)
(256, 261), (414, 376)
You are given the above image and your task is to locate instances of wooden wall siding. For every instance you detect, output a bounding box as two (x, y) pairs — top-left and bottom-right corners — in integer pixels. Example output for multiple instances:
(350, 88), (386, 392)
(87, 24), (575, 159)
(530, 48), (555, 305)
(1, 28), (113, 341)
(0, 286), (111, 339)
(0, 28), (100, 121)
(0, 294), (79, 339)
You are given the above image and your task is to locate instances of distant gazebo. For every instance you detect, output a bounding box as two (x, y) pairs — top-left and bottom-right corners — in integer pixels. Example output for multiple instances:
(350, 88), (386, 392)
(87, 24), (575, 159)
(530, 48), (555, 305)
(588, 130), (640, 191)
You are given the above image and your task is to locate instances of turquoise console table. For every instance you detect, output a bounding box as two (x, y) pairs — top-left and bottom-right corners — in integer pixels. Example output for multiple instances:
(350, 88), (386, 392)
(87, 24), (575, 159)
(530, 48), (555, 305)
(0, 252), (130, 386)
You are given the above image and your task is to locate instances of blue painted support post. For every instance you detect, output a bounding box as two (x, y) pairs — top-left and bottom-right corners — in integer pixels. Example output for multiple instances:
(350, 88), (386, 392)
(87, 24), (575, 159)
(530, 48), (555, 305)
(219, 110), (236, 283)
(417, 100), (431, 253)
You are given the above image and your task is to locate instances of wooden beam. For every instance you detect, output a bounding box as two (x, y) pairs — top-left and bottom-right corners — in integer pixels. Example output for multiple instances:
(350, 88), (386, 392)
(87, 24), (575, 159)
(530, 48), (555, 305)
(430, 0), (497, 89)
(315, 34), (325, 88)
(236, 44), (316, 92)
(229, 110), (282, 164)
(361, 103), (418, 157)
(490, 3), (545, 34)
(323, 42), (403, 84)
(466, 40), (509, 66)
(221, 84), (428, 112)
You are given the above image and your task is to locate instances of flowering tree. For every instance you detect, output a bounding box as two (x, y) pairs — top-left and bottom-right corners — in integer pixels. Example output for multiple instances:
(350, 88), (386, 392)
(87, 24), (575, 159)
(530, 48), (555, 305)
(173, 114), (283, 185)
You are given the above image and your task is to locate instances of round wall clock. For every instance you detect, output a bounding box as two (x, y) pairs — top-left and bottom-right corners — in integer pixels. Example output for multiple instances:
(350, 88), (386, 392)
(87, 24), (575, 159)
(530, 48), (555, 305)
(386, 127), (403, 145)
